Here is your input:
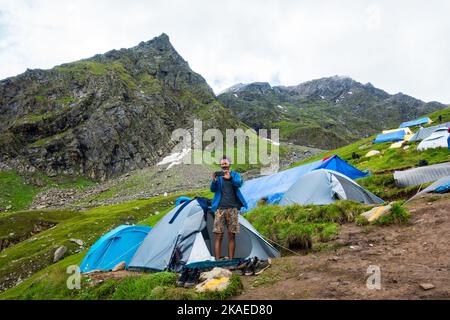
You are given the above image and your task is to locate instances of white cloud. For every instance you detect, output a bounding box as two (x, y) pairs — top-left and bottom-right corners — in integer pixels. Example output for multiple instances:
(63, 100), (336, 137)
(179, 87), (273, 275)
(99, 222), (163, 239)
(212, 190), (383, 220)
(0, 0), (449, 103)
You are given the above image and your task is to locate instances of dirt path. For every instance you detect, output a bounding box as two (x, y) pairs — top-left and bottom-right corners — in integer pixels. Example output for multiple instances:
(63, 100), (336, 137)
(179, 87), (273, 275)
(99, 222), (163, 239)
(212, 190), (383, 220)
(235, 193), (450, 299)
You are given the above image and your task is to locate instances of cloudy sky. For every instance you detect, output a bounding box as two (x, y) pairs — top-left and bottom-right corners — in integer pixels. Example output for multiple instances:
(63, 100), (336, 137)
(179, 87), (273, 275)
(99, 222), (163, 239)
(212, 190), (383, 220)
(1, 0), (449, 103)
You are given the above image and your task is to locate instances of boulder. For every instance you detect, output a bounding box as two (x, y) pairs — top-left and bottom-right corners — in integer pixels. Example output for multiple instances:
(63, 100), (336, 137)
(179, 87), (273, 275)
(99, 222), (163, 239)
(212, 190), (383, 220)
(199, 267), (232, 282)
(195, 277), (230, 293)
(419, 283), (435, 290)
(69, 238), (84, 246)
(361, 204), (392, 222)
(53, 246), (68, 262)
(112, 261), (126, 272)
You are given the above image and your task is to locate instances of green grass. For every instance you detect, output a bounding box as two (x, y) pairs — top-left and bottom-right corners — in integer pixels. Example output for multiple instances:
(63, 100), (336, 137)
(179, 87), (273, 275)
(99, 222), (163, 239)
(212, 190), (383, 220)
(357, 173), (427, 201)
(426, 107), (450, 123)
(0, 170), (95, 212)
(138, 74), (162, 95)
(375, 201), (410, 225)
(0, 171), (39, 211)
(15, 112), (56, 125)
(0, 210), (77, 242)
(0, 250), (243, 300)
(244, 201), (370, 251)
(0, 188), (211, 294)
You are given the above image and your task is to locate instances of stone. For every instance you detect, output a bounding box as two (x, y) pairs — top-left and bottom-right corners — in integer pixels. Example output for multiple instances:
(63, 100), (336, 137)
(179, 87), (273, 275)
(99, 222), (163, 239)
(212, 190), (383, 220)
(112, 261), (126, 272)
(5, 205), (12, 210)
(419, 283), (435, 290)
(361, 204), (392, 222)
(69, 238), (84, 246)
(195, 277), (230, 293)
(53, 246), (68, 262)
(199, 267), (232, 282)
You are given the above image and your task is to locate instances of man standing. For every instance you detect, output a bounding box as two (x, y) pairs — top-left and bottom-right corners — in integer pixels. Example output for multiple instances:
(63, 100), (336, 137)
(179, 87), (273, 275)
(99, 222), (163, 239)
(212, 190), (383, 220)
(210, 156), (247, 260)
(447, 127), (450, 151)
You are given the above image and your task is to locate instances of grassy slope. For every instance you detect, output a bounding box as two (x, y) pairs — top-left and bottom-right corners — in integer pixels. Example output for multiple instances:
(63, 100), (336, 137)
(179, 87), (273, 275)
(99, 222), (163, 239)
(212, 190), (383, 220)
(0, 170), (95, 212)
(0, 188), (211, 296)
(0, 187), (245, 300)
(0, 252), (242, 300)
(288, 107), (450, 199)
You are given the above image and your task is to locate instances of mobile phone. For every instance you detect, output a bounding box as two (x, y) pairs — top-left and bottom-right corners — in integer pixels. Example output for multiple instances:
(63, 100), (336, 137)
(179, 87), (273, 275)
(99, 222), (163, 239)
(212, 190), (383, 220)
(214, 171), (224, 177)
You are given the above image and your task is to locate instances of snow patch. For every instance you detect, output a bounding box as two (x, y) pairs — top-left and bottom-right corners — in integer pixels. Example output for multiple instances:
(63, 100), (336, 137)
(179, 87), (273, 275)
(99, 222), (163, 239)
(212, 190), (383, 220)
(262, 137), (280, 146)
(348, 91), (353, 95)
(233, 94), (238, 98)
(157, 148), (191, 170)
(320, 95), (325, 100)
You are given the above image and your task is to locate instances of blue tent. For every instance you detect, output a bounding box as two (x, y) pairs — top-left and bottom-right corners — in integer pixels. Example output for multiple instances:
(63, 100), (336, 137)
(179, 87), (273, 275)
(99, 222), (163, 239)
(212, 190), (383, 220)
(175, 196), (192, 206)
(80, 225), (151, 273)
(239, 155), (368, 212)
(374, 131), (405, 143)
(399, 117), (431, 128)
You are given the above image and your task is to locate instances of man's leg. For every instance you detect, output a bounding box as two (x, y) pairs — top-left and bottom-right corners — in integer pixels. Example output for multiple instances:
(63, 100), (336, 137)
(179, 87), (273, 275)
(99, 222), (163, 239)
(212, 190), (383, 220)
(214, 233), (223, 260)
(213, 209), (225, 260)
(227, 208), (240, 260)
(228, 232), (235, 259)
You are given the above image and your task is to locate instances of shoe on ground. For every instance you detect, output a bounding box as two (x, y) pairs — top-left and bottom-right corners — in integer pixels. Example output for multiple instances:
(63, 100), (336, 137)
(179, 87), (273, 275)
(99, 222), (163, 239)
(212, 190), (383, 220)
(176, 268), (190, 287)
(254, 258), (271, 275)
(236, 259), (251, 275)
(244, 257), (259, 276)
(184, 268), (201, 288)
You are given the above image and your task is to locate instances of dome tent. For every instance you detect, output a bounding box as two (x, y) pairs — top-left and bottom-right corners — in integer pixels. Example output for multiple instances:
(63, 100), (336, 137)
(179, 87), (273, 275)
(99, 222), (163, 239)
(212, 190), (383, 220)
(279, 169), (384, 206)
(128, 198), (280, 272)
(80, 225), (152, 273)
(417, 127), (449, 151)
(239, 155), (368, 212)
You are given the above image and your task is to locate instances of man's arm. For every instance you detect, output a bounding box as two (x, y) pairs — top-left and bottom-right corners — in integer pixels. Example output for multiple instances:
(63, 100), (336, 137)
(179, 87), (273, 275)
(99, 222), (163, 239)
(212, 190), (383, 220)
(210, 175), (218, 192)
(231, 171), (243, 188)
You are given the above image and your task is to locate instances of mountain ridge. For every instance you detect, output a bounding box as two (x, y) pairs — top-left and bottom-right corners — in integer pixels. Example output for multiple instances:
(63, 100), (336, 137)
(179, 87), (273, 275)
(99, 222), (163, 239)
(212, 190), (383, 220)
(217, 76), (448, 149)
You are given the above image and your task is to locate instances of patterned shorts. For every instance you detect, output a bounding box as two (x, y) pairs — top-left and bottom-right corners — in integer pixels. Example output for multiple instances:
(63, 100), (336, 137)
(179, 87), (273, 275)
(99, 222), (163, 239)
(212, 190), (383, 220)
(213, 208), (240, 234)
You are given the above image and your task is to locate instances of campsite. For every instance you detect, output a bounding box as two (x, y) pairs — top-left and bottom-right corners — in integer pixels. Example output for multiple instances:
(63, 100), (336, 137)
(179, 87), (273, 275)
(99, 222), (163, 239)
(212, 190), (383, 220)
(0, 3), (450, 304)
(0, 106), (449, 300)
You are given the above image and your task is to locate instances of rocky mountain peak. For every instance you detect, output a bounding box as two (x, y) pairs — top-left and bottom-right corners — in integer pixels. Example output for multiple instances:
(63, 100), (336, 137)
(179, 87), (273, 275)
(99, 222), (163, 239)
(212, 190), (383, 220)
(0, 33), (240, 180)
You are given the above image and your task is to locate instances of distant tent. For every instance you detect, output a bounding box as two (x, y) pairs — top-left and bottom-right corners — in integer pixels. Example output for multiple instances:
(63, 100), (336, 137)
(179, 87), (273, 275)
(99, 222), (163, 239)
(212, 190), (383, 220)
(128, 199), (279, 272)
(279, 169), (384, 206)
(409, 122), (450, 142)
(418, 176), (450, 195)
(393, 162), (450, 187)
(399, 117), (432, 128)
(80, 225), (151, 273)
(382, 128), (413, 135)
(407, 176), (450, 203)
(374, 130), (406, 143)
(417, 128), (449, 151)
(239, 155), (368, 212)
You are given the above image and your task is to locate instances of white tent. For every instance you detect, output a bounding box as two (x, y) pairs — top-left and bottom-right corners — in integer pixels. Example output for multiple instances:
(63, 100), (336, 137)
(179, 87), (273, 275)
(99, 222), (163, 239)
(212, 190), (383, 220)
(279, 169), (384, 206)
(417, 128), (449, 151)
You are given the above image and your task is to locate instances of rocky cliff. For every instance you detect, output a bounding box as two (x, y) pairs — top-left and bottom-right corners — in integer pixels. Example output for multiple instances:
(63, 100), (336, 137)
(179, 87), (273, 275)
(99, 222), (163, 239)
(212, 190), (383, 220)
(0, 34), (240, 180)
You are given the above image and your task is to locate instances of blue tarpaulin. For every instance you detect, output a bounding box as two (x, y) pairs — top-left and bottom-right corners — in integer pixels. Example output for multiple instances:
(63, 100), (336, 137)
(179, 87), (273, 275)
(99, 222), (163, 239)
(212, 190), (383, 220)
(80, 225), (151, 272)
(374, 130), (405, 143)
(399, 117), (431, 128)
(239, 155), (368, 212)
